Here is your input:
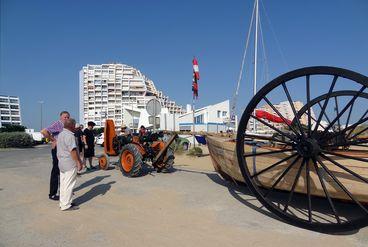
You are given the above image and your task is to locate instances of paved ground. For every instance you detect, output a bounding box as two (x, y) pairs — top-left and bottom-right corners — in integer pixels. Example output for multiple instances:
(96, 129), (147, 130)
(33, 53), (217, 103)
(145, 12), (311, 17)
(0, 144), (367, 247)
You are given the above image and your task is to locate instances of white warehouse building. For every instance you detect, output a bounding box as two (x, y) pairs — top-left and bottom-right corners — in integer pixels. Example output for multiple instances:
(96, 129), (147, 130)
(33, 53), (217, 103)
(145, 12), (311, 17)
(79, 63), (185, 129)
(178, 100), (236, 133)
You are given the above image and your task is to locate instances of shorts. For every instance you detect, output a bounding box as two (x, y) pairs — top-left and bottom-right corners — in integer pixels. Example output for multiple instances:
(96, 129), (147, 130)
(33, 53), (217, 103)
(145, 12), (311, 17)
(84, 146), (95, 158)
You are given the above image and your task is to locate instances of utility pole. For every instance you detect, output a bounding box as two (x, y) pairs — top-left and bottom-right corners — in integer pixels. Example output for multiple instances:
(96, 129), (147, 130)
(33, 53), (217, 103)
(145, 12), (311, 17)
(38, 100), (44, 131)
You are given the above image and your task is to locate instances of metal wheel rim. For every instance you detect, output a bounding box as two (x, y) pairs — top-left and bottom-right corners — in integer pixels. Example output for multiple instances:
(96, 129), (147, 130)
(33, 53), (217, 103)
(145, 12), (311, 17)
(121, 150), (134, 172)
(99, 156), (108, 170)
(236, 66), (368, 233)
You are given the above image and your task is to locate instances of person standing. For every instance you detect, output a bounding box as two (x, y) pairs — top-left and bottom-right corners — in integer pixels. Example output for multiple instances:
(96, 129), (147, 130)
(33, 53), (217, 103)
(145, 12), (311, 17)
(120, 124), (132, 136)
(57, 118), (83, 211)
(74, 124), (85, 175)
(83, 121), (96, 170)
(41, 111), (70, 201)
(74, 124), (85, 160)
(139, 125), (147, 136)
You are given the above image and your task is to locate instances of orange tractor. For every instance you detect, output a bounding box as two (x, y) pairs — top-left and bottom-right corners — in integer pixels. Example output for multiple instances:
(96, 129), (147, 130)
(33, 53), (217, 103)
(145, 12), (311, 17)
(98, 119), (177, 177)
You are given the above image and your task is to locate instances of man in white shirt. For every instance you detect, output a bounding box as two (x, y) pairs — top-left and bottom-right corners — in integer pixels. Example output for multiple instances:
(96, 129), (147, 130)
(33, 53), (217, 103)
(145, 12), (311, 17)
(57, 118), (83, 211)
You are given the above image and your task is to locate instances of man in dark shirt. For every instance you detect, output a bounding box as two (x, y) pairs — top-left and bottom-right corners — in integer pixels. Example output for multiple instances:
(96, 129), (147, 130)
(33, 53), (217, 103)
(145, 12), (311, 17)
(74, 124), (85, 174)
(83, 121), (96, 170)
(74, 124), (85, 157)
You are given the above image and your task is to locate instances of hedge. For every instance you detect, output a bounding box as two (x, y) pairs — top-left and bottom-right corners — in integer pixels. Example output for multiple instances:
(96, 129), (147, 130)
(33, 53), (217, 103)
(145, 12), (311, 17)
(0, 125), (27, 133)
(0, 132), (33, 148)
(187, 147), (203, 156)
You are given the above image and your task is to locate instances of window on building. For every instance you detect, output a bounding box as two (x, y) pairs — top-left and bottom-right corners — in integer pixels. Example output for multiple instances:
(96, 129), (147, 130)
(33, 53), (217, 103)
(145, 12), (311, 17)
(0, 104), (8, 108)
(217, 110), (221, 118)
(10, 105), (18, 109)
(222, 111), (227, 117)
(1, 110), (10, 115)
(10, 99), (18, 103)
(0, 98), (8, 103)
(195, 114), (204, 124)
(1, 116), (10, 120)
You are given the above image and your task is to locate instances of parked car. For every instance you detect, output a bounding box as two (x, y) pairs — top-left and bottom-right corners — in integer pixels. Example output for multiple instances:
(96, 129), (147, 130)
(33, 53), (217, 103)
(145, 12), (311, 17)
(95, 133), (104, 146)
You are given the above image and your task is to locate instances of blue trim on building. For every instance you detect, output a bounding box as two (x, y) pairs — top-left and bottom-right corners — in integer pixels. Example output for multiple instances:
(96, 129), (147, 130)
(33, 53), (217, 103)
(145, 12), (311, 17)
(179, 122), (226, 126)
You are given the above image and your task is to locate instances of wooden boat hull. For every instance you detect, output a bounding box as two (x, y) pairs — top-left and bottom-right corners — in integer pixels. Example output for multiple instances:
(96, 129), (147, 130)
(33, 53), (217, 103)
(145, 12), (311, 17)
(206, 135), (368, 203)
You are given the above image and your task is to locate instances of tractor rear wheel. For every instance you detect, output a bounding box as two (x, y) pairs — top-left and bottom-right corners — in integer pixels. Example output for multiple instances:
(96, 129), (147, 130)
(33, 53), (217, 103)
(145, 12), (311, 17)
(118, 144), (143, 177)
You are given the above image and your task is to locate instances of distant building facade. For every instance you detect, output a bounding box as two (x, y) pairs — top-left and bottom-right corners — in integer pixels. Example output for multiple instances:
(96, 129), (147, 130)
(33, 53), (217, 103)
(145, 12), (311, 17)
(0, 95), (22, 127)
(79, 63), (185, 128)
(248, 100), (316, 134)
(178, 100), (236, 133)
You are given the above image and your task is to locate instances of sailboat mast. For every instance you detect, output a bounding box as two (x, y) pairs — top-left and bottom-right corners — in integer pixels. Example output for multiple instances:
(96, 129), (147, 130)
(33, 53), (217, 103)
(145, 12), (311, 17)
(253, 0), (259, 132)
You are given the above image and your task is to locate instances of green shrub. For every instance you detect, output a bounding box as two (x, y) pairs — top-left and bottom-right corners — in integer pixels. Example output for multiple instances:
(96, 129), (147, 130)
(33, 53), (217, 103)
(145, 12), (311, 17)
(187, 147), (203, 156)
(93, 127), (104, 136)
(0, 124), (27, 133)
(174, 143), (184, 155)
(0, 132), (33, 148)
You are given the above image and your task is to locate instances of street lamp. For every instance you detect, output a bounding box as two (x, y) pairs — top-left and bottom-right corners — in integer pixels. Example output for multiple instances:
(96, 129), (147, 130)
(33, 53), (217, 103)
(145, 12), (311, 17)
(38, 100), (44, 131)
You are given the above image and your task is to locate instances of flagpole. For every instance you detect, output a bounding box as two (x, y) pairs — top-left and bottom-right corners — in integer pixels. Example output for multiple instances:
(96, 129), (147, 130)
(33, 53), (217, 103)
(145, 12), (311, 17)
(192, 97), (196, 148)
(192, 57), (199, 149)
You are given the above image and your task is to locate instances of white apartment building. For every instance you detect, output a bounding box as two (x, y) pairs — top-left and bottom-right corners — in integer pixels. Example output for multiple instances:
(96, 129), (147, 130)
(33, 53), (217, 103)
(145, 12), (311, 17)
(178, 100), (237, 133)
(248, 101), (316, 134)
(0, 95), (22, 127)
(79, 63), (185, 128)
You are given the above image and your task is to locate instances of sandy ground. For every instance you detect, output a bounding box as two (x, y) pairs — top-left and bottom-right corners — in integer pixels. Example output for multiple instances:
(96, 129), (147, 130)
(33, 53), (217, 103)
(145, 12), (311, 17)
(0, 144), (367, 247)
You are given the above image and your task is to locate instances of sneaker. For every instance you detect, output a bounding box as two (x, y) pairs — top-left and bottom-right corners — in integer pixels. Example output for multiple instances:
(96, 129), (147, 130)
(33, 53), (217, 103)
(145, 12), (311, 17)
(90, 166), (96, 170)
(49, 195), (59, 201)
(63, 205), (79, 211)
(86, 167), (91, 171)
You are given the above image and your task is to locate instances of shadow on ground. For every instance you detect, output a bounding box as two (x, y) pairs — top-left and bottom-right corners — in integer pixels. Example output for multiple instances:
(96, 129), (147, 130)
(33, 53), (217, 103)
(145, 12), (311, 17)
(74, 175), (111, 192)
(74, 181), (116, 205)
(206, 172), (361, 235)
(176, 167), (361, 235)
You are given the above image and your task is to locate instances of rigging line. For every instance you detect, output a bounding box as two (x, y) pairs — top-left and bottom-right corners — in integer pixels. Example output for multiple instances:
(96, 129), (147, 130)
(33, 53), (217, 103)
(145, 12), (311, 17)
(258, 11), (269, 85)
(232, 0), (256, 102)
(259, 0), (289, 70)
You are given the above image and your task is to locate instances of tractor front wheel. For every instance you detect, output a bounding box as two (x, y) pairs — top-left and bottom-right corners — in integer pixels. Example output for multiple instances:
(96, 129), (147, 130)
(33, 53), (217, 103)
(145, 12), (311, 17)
(163, 147), (175, 171)
(98, 154), (109, 170)
(118, 144), (143, 177)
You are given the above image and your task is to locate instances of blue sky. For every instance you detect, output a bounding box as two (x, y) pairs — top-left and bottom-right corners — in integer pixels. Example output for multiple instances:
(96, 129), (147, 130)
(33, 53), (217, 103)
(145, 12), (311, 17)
(1, 0), (367, 130)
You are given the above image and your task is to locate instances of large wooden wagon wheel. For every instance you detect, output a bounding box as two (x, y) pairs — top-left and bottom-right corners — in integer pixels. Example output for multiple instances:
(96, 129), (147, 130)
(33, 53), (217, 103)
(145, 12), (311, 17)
(236, 66), (368, 233)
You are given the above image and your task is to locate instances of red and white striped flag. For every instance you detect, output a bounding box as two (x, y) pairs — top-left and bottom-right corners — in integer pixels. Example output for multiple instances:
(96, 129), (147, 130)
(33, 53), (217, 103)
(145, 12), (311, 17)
(192, 57), (199, 99)
(192, 57), (200, 80)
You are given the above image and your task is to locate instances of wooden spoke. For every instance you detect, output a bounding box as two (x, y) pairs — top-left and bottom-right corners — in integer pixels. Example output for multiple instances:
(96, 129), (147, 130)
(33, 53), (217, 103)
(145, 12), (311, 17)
(251, 153), (298, 178)
(311, 158), (341, 224)
(244, 148), (294, 157)
(282, 82), (306, 138)
(263, 155), (301, 198)
(263, 96), (301, 137)
(283, 158), (306, 213)
(316, 157), (368, 214)
(312, 75), (338, 136)
(250, 115), (298, 142)
(319, 85), (367, 140)
(320, 153), (368, 184)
